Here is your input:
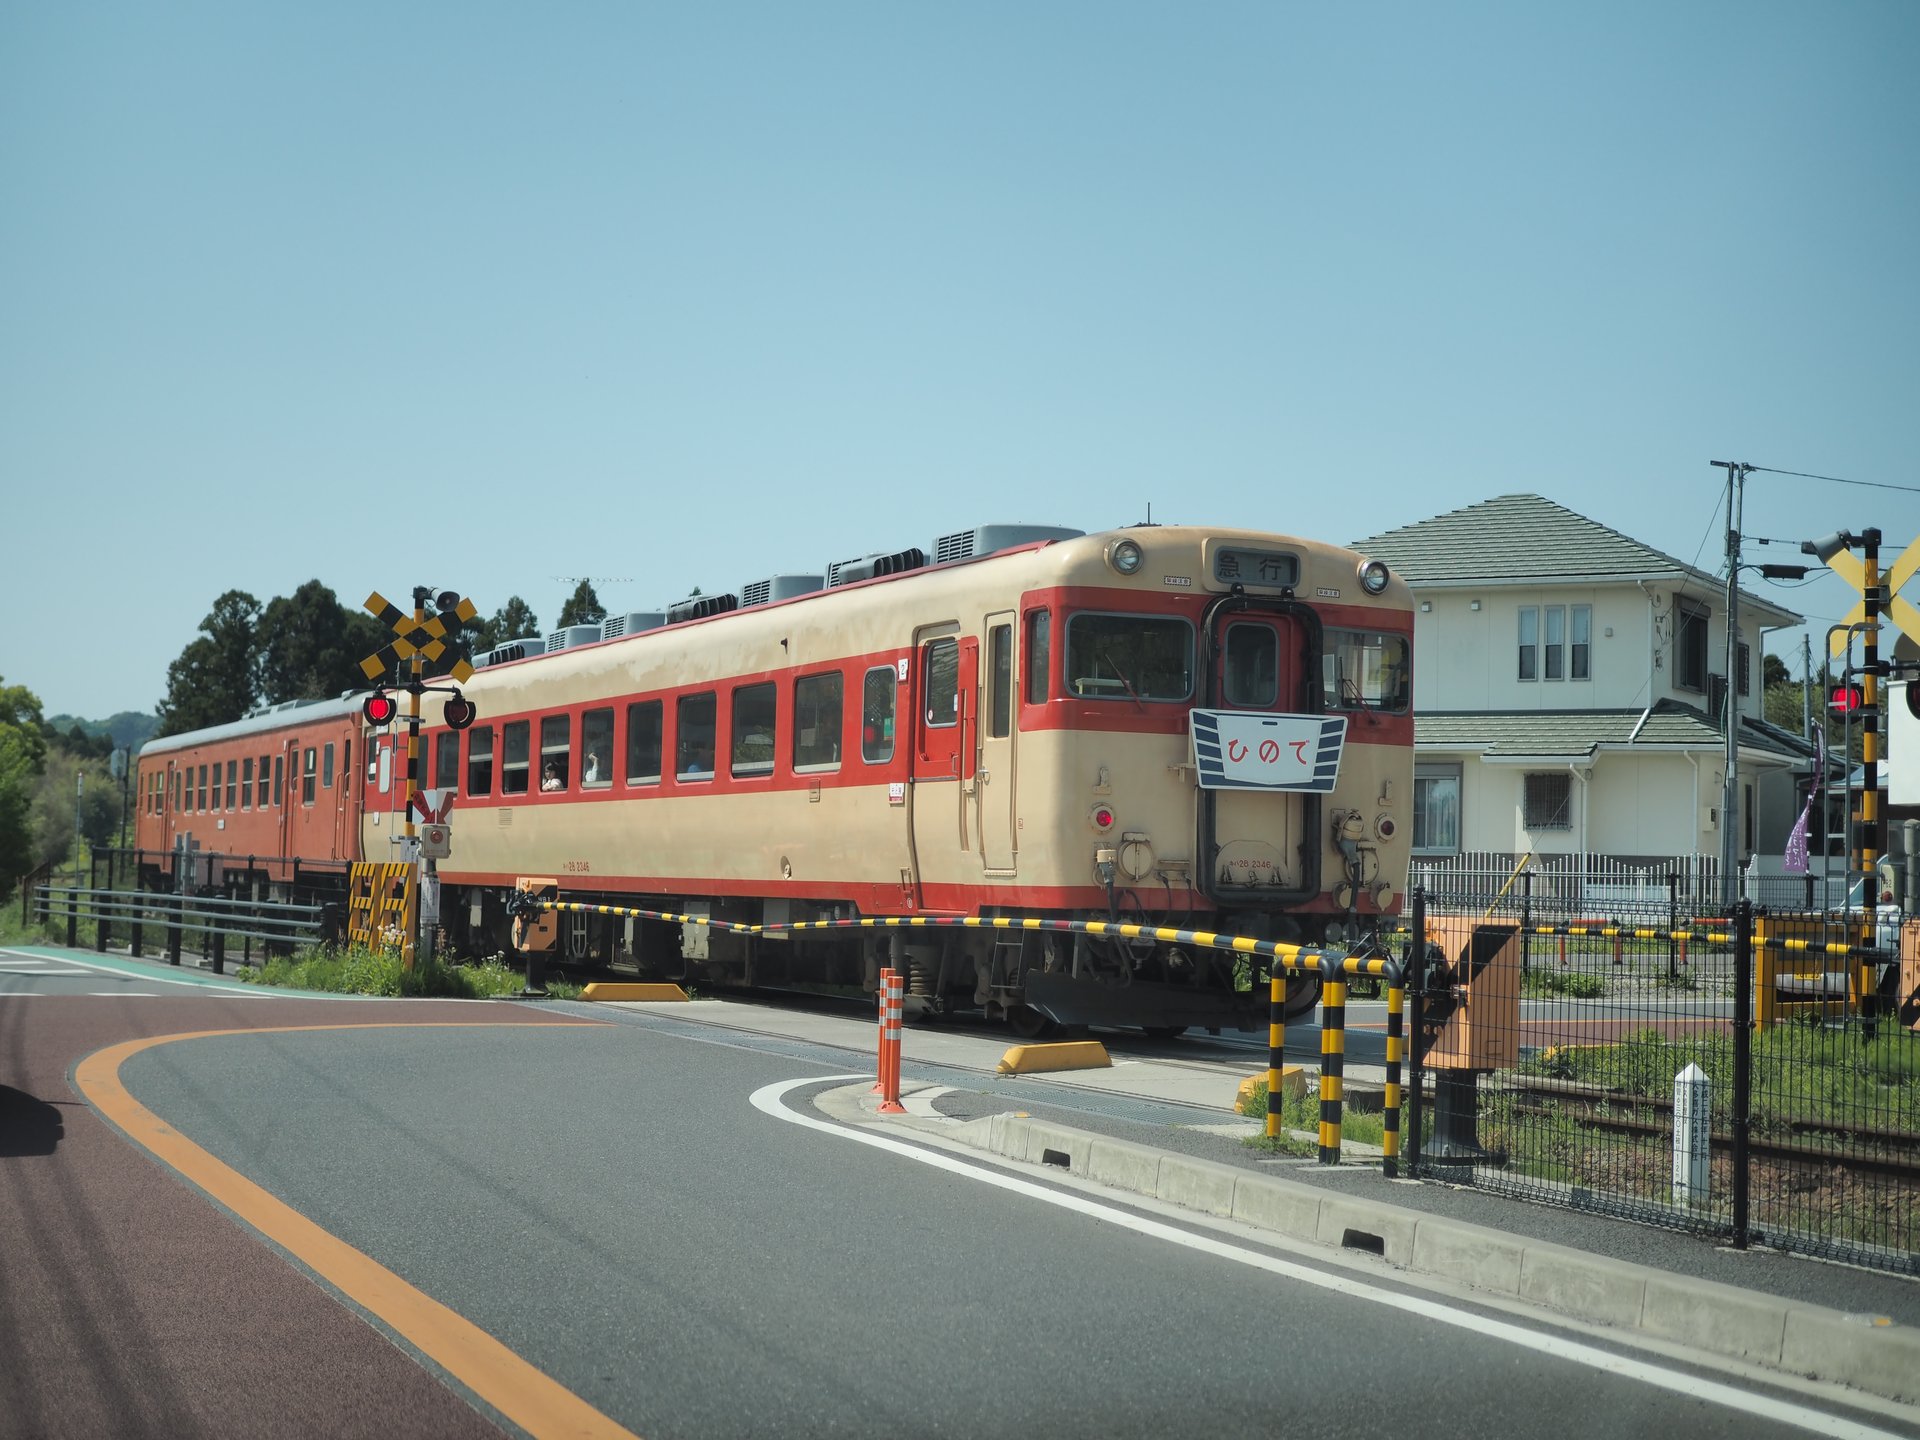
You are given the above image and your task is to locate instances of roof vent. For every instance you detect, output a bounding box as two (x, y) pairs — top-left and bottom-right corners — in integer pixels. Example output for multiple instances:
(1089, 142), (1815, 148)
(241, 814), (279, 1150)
(931, 524), (1083, 564)
(476, 639), (539, 669)
(826, 547), (927, 588)
(602, 611), (665, 640)
(740, 574), (825, 608)
(546, 626), (601, 653)
(666, 593), (739, 625)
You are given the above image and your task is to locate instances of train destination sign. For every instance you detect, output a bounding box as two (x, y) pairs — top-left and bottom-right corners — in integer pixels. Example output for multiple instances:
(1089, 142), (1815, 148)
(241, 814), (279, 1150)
(1190, 710), (1346, 792)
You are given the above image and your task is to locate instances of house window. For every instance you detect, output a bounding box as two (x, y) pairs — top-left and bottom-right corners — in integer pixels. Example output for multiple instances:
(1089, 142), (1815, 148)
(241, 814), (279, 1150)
(1570, 605), (1591, 681)
(731, 683), (776, 777)
(1676, 600), (1709, 693)
(581, 707), (613, 788)
(793, 673), (843, 771)
(1523, 772), (1572, 830)
(625, 700), (662, 785)
(1517, 608), (1538, 681)
(467, 726), (494, 797)
(1543, 606), (1565, 680)
(1413, 764), (1461, 854)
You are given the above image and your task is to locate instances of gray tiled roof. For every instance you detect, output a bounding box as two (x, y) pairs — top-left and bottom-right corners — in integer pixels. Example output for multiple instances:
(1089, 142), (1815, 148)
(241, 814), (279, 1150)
(1415, 700), (1812, 763)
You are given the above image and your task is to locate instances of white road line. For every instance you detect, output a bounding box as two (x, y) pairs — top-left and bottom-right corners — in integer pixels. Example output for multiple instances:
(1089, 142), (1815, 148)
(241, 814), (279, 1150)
(751, 1075), (1904, 1440)
(0, 967), (95, 976)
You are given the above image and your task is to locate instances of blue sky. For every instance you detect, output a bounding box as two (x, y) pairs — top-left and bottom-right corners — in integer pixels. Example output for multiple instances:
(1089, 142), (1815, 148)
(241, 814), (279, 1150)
(3, 2), (1915, 720)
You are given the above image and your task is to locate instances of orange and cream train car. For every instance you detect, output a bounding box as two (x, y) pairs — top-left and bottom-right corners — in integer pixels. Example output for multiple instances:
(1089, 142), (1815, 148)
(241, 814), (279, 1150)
(416, 522), (1415, 1033)
(133, 695), (370, 889)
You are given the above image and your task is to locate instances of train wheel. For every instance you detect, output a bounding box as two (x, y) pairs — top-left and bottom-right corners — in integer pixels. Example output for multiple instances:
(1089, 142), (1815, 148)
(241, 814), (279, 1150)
(1007, 1005), (1054, 1039)
(1284, 973), (1323, 1020)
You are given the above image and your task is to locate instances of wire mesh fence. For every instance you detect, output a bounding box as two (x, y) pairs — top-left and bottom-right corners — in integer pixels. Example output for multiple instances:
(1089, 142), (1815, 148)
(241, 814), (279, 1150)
(1404, 877), (1918, 1275)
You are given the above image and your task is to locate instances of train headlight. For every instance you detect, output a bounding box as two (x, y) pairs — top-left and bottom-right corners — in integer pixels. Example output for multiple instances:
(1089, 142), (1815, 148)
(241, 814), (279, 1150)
(1108, 539), (1145, 576)
(1357, 558), (1391, 595)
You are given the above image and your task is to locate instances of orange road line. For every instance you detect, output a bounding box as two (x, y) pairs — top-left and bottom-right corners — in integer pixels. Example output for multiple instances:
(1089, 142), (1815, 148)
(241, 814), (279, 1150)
(75, 1022), (642, 1440)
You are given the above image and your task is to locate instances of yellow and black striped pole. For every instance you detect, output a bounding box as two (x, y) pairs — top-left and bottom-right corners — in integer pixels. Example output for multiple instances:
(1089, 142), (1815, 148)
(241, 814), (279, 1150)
(1383, 974), (1404, 1178)
(1266, 968), (1286, 1141)
(1858, 528), (1882, 880)
(401, 588), (426, 970)
(1318, 969), (1345, 1164)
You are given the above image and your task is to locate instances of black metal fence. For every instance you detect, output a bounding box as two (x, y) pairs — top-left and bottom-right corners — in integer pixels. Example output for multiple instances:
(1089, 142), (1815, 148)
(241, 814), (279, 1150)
(1403, 883), (1917, 1275)
(26, 884), (331, 973)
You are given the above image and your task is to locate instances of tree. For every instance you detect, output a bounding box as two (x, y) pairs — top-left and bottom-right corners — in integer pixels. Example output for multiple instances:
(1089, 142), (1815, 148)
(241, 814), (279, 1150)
(256, 579), (386, 702)
(1763, 653), (1790, 690)
(0, 676), (47, 892)
(557, 581), (606, 630)
(472, 596), (542, 652)
(155, 590), (261, 737)
(31, 752), (116, 867)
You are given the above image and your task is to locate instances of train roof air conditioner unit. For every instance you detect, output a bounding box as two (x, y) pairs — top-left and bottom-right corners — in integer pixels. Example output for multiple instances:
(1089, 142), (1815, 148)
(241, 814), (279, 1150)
(740, 575), (825, 608)
(602, 612), (665, 640)
(930, 524), (1083, 564)
(546, 626), (602, 653)
(666, 593), (739, 624)
(826, 547), (927, 588)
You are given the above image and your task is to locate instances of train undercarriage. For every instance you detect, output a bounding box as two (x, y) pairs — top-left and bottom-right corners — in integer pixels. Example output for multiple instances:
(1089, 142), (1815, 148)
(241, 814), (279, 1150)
(445, 884), (1354, 1035)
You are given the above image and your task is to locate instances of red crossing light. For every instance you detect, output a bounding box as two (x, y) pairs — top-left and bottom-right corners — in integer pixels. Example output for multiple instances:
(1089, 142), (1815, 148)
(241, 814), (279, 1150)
(1827, 684), (1864, 716)
(442, 693), (477, 731)
(362, 691), (398, 726)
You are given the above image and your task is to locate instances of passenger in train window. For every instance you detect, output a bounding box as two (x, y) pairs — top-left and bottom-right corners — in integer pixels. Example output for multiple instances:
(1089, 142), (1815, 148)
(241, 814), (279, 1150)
(582, 750), (603, 784)
(679, 740), (714, 778)
(541, 761), (564, 792)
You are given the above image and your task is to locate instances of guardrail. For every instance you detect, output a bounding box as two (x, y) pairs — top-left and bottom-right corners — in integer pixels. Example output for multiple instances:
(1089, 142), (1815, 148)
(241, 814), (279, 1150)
(28, 885), (327, 974)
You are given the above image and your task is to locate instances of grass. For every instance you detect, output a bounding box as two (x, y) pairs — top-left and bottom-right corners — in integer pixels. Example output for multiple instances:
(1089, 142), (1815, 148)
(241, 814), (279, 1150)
(1234, 1076), (1388, 1156)
(0, 907), (63, 948)
(1521, 969), (1607, 999)
(238, 944), (581, 1000)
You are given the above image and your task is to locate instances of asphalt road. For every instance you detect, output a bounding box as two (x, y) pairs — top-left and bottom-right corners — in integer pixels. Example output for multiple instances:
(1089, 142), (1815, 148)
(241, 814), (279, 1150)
(5, 945), (1914, 1439)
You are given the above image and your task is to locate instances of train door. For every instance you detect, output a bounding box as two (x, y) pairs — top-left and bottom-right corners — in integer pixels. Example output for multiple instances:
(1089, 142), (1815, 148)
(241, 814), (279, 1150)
(1201, 606), (1317, 903)
(909, 625), (976, 904)
(977, 613), (1016, 872)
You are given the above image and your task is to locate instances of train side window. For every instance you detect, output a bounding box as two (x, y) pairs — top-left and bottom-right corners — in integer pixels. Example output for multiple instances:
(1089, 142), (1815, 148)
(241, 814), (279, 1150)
(261, 754), (273, 806)
(211, 763), (222, 812)
(198, 764), (208, 811)
(273, 755), (283, 807)
(1024, 609), (1050, 706)
(242, 757), (253, 810)
(539, 715), (570, 791)
(731, 683), (776, 778)
(923, 639), (959, 728)
(435, 731), (460, 792)
(302, 748), (317, 806)
(322, 744), (335, 790)
(793, 672), (843, 772)
(1222, 622), (1279, 708)
(227, 759), (238, 808)
(676, 692), (716, 780)
(861, 667), (895, 764)
(468, 726), (494, 797)
(987, 624), (1012, 739)
(625, 701), (662, 785)
(502, 721), (531, 795)
(581, 707), (613, 788)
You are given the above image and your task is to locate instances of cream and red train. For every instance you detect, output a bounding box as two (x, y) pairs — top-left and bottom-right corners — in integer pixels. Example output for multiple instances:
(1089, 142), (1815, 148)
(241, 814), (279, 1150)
(137, 522), (1415, 1032)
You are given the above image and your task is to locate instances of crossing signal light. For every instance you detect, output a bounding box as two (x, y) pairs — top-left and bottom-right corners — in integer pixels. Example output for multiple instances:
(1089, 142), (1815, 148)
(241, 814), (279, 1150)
(442, 692), (477, 731)
(363, 691), (399, 726)
(1827, 683), (1864, 716)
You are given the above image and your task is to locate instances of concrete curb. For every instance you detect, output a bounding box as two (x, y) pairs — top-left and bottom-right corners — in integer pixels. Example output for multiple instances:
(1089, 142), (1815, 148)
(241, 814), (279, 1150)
(943, 1109), (1920, 1407)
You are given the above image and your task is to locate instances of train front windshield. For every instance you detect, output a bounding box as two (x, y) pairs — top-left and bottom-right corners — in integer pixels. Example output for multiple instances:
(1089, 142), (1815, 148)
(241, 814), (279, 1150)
(1065, 614), (1193, 701)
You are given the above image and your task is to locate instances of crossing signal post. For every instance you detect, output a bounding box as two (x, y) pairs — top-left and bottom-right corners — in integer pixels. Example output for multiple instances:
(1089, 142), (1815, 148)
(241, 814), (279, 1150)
(360, 586), (480, 968)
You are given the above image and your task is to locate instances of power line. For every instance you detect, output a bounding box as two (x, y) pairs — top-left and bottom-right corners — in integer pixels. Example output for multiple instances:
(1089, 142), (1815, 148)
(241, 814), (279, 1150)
(1747, 465), (1920, 496)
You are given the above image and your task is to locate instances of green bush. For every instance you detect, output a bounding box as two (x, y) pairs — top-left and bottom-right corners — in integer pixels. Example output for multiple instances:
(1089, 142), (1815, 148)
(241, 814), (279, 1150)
(239, 945), (578, 999)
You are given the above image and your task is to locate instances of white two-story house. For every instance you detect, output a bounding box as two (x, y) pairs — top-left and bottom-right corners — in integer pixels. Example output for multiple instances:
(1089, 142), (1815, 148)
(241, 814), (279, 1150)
(1351, 494), (1812, 888)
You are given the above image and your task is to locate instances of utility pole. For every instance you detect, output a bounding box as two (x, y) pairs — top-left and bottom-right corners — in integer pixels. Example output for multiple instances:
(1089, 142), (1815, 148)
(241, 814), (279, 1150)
(1711, 461), (1751, 906)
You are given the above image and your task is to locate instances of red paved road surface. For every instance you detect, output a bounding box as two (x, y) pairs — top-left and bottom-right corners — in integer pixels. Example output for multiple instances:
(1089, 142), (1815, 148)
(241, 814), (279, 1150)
(0, 991), (589, 1440)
